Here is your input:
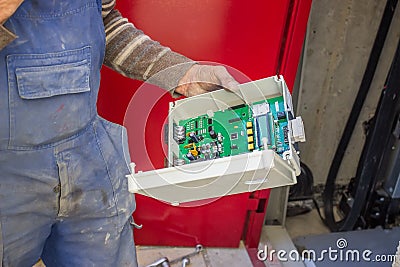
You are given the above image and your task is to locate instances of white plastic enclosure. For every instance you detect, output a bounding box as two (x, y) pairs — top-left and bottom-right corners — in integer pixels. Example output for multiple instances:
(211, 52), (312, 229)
(126, 76), (305, 205)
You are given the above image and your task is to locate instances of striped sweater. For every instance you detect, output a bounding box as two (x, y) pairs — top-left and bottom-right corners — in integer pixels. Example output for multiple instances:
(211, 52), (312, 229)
(102, 0), (194, 92)
(0, 0), (195, 93)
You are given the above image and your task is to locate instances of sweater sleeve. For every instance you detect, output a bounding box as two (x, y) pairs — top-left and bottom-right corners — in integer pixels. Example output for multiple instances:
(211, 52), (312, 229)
(102, 0), (195, 93)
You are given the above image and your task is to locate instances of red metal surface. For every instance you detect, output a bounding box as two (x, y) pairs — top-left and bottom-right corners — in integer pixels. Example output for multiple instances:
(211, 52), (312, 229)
(98, 0), (311, 248)
(277, 0), (313, 89)
(243, 190), (271, 248)
(133, 194), (250, 247)
(247, 248), (268, 267)
(244, 191), (272, 266)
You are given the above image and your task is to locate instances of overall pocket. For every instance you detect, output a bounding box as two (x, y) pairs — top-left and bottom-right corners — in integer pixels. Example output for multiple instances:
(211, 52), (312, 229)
(96, 117), (136, 219)
(7, 47), (93, 148)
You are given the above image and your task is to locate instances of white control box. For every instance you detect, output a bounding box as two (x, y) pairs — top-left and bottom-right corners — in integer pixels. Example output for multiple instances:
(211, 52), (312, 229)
(126, 76), (305, 205)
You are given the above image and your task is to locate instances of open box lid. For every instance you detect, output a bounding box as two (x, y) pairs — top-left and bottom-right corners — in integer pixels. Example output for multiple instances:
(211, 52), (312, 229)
(126, 76), (305, 205)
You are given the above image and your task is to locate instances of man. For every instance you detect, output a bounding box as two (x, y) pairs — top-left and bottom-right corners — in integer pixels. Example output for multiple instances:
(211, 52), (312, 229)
(0, 0), (240, 266)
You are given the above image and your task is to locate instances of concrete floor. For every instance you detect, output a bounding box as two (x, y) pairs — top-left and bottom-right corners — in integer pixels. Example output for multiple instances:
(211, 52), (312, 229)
(136, 209), (329, 267)
(285, 209), (330, 240)
(137, 242), (253, 267)
(32, 208), (329, 267)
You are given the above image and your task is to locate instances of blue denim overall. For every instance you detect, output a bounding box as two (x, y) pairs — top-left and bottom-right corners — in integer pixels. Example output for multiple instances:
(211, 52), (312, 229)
(0, 1), (137, 266)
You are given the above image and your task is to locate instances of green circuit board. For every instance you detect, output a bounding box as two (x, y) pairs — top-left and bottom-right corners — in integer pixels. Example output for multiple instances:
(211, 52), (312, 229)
(174, 96), (290, 164)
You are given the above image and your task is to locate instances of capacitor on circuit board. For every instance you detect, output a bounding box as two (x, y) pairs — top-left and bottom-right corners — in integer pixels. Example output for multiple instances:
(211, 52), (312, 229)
(217, 132), (223, 143)
(217, 143), (223, 153)
(209, 129), (217, 139)
(174, 158), (186, 166)
(201, 144), (212, 159)
(212, 142), (218, 153)
(186, 152), (195, 161)
(189, 132), (200, 143)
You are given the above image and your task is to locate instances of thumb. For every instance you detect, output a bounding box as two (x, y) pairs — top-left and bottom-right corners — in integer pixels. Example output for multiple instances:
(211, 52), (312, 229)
(216, 70), (245, 102)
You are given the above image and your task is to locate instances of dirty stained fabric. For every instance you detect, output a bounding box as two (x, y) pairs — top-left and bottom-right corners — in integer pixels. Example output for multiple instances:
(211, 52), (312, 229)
(0, 0), (193, 266)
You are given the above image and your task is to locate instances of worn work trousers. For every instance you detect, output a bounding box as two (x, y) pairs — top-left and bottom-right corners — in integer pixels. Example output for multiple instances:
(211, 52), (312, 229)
(0, 117), (137, 266)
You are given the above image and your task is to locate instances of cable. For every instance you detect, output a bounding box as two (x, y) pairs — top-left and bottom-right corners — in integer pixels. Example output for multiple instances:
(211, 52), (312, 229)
(313, 197), (326, 224)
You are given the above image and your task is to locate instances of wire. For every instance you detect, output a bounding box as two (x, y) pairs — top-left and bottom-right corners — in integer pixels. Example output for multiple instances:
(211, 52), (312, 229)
(322, 0), (398, 232)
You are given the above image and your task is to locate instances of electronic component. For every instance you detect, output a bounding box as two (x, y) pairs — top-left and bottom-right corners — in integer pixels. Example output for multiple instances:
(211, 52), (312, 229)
(189, 132), (200, 143)
(174, 125), (186, 144)
(217, 132), (223, 143)
(186, 152), (195, 161)
(283, 126), (289, 143)
(264, 115), (272, 146)
(268, 112), (276, 148)
(231, 133), (238, 140)
(252, 102), (269, 116)
(184, 143), (194, 149)
(228, 117), (241, 123)
(277, 111), (286, 120)
(274, 101), (280, 112)
(173, 158), (185, 166)
(209, 129), (217, 139)
(190, 148), (199, 157)
(290, 116), (306, 142)
(217, 143), (223, 153)
(254, 115), (271, 149)
(174, 84), (299, 164)
(200, 143), (211, 156)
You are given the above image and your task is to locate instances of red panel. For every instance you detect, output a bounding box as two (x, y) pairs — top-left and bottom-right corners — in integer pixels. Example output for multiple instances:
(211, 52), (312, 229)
(133, 193), (250, 247)
(116, 0), (291, 81)
(243, 191), (271, 248)
(98, 0), (295, 124)
(98, 0), (311, 248)
(278, 0), (313, 89)
(247, 248), (268, 267)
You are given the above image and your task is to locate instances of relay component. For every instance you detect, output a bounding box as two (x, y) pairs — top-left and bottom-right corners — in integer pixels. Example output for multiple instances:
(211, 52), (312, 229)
(174, 96), (292, 165)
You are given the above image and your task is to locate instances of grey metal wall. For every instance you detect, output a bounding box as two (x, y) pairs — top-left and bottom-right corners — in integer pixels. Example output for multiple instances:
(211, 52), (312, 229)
(297, 0), (400, 185)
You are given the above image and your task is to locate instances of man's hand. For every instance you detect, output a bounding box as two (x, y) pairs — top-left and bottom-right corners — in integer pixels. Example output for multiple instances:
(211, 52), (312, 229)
(175, 65), (240, 97)
(0, 0), (24, 24)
